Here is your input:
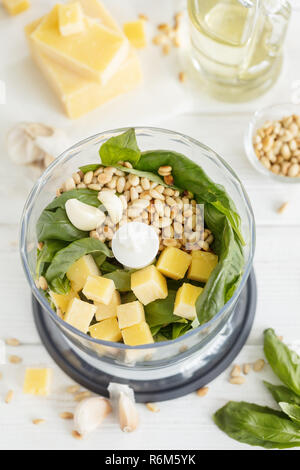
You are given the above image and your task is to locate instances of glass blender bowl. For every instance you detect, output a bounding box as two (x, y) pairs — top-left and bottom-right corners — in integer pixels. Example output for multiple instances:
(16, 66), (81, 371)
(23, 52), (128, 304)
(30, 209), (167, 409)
(20, 127), (256, 400)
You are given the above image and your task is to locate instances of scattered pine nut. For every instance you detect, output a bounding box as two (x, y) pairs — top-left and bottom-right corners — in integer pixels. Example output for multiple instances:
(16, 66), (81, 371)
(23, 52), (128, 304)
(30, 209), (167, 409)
(277, 202), (289, 214)
(179, 71), (186, 83)
(9, 355), (22, 364)
(37, 242), (44, 251)
(138, 13), (148, 21)
(157, 23), (170, 32)
(72, 430), (83, 440)
(66, 385), (80, 394)
(74, 391), (91, 402)
(230, 365), (241, 378)
(60, 412), (74, 420)
(146, 402), (160, 413)
(229, 376), (246, 385)
(5, 338), (20, 346)
(196, 387), (209, 397)
(32, 419), (45, 425)
(243, 363), (251, 375)
(253, 359), (265, 372)
(5, 390), (14, 404)
(162, 44), (170, 55)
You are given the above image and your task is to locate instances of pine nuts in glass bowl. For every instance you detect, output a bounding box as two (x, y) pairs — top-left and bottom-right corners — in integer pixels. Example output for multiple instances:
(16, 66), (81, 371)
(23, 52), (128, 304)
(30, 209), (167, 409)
(245, 103), (300, 183)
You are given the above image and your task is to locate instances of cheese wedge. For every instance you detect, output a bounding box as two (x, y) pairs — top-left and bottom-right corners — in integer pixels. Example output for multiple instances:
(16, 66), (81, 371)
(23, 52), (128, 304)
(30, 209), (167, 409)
(25, 20), (142, 118)
(117, 301), (145, 330)
(122, 322), (154, 346)
(58, 2), (85, 36)
(123, 20), (146, 49)
(3, 0), (30, 15)
(64, 298), (96, 333)
(174, 283), (203, 321)
(131, 265), (168, 305)
(89, 318), (122, 342)
(66, 254), (100, 292)
(156, 247), (192, 280)
(30, 5), (129, 84)
(23, 368), (52, 396)
(95, 290), (121, 321)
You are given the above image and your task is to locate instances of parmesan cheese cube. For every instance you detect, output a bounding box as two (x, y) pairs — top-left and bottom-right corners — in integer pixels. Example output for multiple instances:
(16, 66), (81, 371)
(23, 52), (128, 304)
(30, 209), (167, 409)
(117, 301), (145, 330)
(156, 247), (192, 280)
(95, 290), (121, 321)
(131, 265), (168, 305)
(23, 368), (52, 396)
(3, 0), (30, 16)
(58, 2), (85, 37)
(49, 289), (78, 314)
(123, 20), (146, 49)
(82, 275), (115, 305)
(64, 297), (96, 333)
(187, 251), (218, 283)
(66, 254), (100, 292)
(89, 318), (122, 342)
(174, 283), (203, 321)
(122, 322), (154, 346)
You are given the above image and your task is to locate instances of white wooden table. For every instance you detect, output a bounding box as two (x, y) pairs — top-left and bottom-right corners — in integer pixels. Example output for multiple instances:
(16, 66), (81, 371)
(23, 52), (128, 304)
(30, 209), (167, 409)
(0, 0), (300, 451)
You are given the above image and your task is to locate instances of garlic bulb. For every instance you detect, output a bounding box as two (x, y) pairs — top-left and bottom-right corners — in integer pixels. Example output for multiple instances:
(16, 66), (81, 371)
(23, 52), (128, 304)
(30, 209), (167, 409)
(6, 122), (69, 169)
(65, 198), (105, 231)
(74, 397), (112, 436)
(98, 190), (123, 224)
(108, 382), (139, 433)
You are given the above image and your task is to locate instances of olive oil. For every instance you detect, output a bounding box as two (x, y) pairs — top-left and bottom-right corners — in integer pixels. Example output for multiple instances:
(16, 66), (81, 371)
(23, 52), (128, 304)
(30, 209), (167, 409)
(187, 0), (291, 101)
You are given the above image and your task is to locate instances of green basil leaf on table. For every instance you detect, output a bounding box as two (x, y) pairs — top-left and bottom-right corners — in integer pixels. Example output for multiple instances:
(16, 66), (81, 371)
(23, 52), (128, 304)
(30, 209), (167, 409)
(103, 269), (132, 292)
(213, 401), (300, 449)
(37, 208), (87, 242)
(264, 328), (300, 396)
(279, 402), (300, 425)
(36, 240), (67, 278)
(263, 381), (300, 406)
(99, 128), (141, 166)
(45, 238), (112, 294)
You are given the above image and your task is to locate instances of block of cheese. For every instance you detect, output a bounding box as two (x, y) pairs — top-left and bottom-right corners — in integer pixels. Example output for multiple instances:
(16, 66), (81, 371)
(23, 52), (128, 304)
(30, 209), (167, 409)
(187, 251), (218, 283)
(64, 297), (96, 332)
(49, 288), (79, 314)
(58, 2), (85, 36)
(123, 20), (146, 49)
(3, 0), (30, 15)
(25, 21), (142, 118)
(30, 5), (129, 84)
(23, 368), (52, 396)
(75, 0), (120, 31)
(95, 289), (120, 321)
(156, 247), (192, 280)
(117, 301), (145, 330)
(131, 265), (168, 305)
(82, 275), (115, 304)
(122, 322), (154, 346)
(174, 283), (203, 321)
(89, 318), (122, 342)
(66, 254), (100, 292)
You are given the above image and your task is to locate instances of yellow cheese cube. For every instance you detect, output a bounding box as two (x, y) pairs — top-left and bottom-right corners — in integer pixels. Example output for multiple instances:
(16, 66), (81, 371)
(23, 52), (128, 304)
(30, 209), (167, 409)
(3, 0), (30, 15)
(95, 290), (121, 321)
(30, 5), (129, 84)
(122, 322), (154, 346)
(123, 20), (146, 49)
(131, 265), (168, 305)
(89, 318), (122, 342)
(117, 301), (145, 330)
(23, 368), (52, 396)
(156, 247), (192, 280)
(49, 289), (78, 314)
(58, 2), (85, 37)
(174, 283), (203, 321)
(64, 297), (96, 333)
(66, 254), (100, 292)
(82, 275), (115, 305)
(187, 251), (218, 283)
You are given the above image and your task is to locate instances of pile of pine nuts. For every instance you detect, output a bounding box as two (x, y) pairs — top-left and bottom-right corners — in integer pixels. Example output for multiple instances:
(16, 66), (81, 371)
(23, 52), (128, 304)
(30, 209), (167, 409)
(59, 162), (214, 253)
(253, 114), (300, 177)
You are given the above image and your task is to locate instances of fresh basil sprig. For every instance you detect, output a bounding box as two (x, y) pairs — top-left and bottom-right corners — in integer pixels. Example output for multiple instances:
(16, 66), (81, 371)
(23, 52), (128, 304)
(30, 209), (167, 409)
(99, 128), (141, 166)
(37, 208), (87, 242)
(264, 329), (300, 396)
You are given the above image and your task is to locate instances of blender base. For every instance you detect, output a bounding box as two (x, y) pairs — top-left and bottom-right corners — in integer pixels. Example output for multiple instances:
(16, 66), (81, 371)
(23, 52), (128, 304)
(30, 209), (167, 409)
(32, 270), (256, 402)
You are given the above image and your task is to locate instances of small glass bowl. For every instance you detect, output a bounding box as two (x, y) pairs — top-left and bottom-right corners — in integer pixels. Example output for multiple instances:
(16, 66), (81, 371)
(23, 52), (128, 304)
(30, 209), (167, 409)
(245, 103), (300, 184)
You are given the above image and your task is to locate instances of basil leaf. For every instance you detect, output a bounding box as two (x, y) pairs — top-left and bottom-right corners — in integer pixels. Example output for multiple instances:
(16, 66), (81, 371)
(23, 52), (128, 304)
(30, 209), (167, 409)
(264, 381), (300, 406)
(279, 402), (300, 425)
(112, 165), (180, 190)
(172, 321), (191, 339)
(264, 329), (300, 396)
(46, 238), (112, 291)
(50, 276), (71, 295)
(214, 401), (300, 449)
(103, 270), (132, 292)
(99, 128), (141, 166)
(45, 188), (100, 211)
(37, 208), (87, 242)
(79, 164), (101, 174)
(92, 252), (107, 269)
(36, 240), (67, 278)
(100, 260), (123, 274)
(144, 291), (182, 328)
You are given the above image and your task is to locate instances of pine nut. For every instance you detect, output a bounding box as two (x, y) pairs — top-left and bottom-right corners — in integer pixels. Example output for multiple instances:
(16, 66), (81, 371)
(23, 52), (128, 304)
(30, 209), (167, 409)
(9, 355), (22, 364)
(141, 177), (150, 190)
(60, 412), (74, 420)
(128, 174), (139, 186)
(253, 359), (265, 372)
(32, 419), (45, 425)
(243, 363), (251, 375)
(230, 365), (241, 378)
(130, 187), (139, 201)
(164, 175), (174, 185)
(74, 391), (91, 402)
(72, 430), (83, 440)
(288, 163), (299, 177)
(179, 71), (186, 82)
(5, 338), (20, 346)
(72, 172), (81, 184)
(158, 165), (172, 176)
(5, 390), (14, 404)
(98, 173), (111, 185)
(88, 184), (101, 191)
(277, 201), (288, 214)
(62, 177), (75, 192)
(196, 387), (209, 397)
(117, 176), (125, 193)
(76, 183), (86, 189)
(83, 171), (93, 185)
(146, 403), (160, 413)
(229, 376), (245, 385)
(150, 189), (164, 200)
(38, 276), (48, 291)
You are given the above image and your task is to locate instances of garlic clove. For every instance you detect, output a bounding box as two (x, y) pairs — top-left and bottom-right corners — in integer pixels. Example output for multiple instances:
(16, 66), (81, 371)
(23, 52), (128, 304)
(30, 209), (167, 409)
(65, 198), (105, 231)
(98, 190), (123, 225)
(74, 397), (112, 436)
(35, 128), (70, 158)
(118, 392), (139, 433)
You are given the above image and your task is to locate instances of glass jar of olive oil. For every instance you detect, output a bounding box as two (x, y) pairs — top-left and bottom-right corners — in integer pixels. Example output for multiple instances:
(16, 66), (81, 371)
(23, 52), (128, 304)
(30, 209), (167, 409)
(187, 0), (291, 101)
